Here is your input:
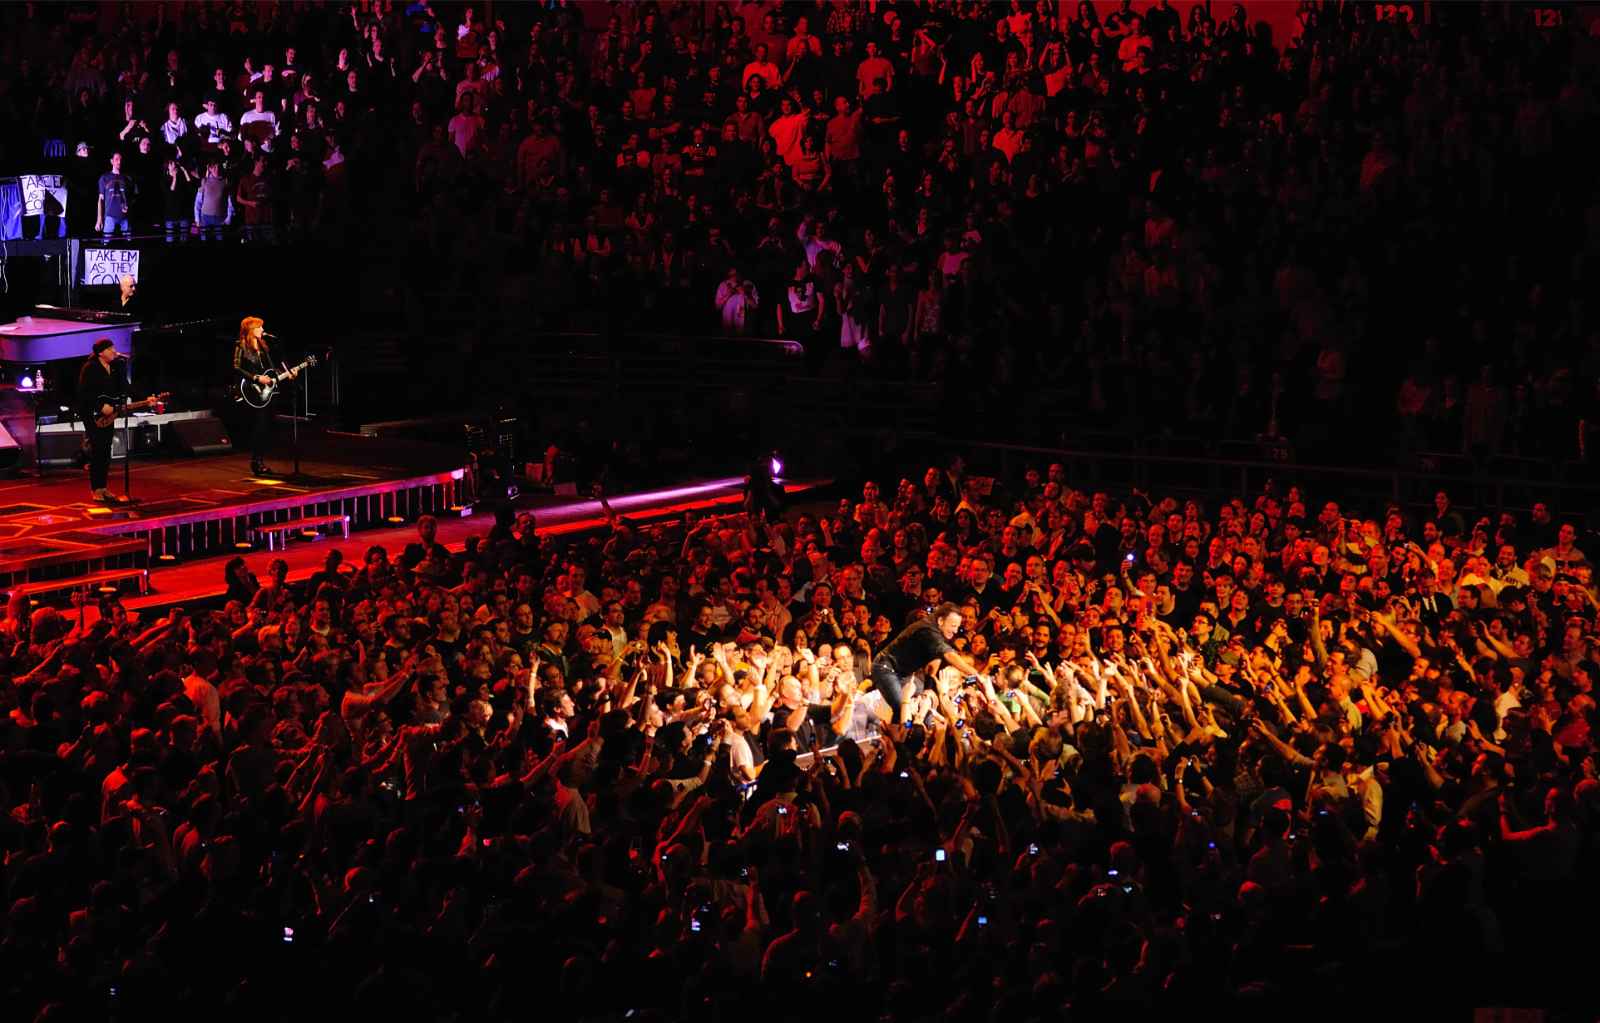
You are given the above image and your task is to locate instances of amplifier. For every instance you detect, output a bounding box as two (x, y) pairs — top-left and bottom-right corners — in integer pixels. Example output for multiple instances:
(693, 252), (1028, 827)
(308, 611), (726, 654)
(36, 422), (156, 464)
(35, 409), (224, 465)
(168, 417), (231, 454)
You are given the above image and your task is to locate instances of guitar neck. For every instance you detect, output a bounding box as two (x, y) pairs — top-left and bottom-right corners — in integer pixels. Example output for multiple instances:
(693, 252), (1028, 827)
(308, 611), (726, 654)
(118, 394), (170, 413)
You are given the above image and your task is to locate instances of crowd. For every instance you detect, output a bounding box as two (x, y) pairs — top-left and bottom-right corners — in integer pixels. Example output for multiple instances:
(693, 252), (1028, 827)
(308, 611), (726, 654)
(3, 2), (1599, 457)
(2, 459), (1599, 1019)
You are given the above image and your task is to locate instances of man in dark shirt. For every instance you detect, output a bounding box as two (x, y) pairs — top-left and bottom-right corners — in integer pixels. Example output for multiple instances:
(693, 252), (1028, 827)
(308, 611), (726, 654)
(1413, 573), (1454, 630)
(96, 152), (135, 239)
(402, 514), (450, 570)
(1166, 561), (1202, 625)
(869, 602), (987, 719)
(962, 556), (1004, 616)
(235, 157), (275, 243)
(684, 602), (724, 653)
(76, 339), (123, 503)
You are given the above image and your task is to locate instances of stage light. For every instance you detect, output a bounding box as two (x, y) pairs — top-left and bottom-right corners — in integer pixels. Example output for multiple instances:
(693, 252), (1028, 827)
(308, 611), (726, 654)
(18, 375), (33, 390)
(770, 454), (784, 477)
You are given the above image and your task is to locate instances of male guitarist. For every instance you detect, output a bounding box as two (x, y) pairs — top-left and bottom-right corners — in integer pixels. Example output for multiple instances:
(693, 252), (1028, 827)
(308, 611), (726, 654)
(77, 339), (130, 503)
(234, 316), (297, 476)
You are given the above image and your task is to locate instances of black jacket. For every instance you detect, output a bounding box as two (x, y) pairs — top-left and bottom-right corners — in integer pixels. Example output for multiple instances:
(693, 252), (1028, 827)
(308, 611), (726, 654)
(233, 341), (271, 382)
(76, 356), (117, 426)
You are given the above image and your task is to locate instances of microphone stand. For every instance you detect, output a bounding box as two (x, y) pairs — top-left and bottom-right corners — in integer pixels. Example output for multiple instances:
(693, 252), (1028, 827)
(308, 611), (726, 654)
(289, 357), (303, 479)
(260, 334), (316, 481)
(278, 350), (311, 481)
(120, 357), (136, 503)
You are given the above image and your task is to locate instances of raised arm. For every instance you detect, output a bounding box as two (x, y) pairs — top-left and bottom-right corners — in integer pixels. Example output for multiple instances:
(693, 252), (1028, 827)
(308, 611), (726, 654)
(1250, 718), (1313, 767)
(1475, 620), (1515, 660)
(1372, 612), (1422, 659)
(1309, 604), (1330, 667)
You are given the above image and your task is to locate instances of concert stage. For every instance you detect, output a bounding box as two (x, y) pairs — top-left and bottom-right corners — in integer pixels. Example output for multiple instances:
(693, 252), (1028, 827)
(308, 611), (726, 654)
(111, 474), (824, 614)
(1, 450), (824, 609)
(0, 430), (470, 599)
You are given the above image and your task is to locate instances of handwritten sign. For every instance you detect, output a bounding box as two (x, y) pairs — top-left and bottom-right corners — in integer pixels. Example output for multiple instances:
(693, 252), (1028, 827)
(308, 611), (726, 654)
(82, 248), (140, 286)
(19, 174), (66, 218)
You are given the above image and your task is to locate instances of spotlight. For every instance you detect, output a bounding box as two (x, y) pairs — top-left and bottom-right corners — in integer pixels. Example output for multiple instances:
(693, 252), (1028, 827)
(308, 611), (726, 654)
(18, 375), (33, 390)
(769, 453), (784, 478)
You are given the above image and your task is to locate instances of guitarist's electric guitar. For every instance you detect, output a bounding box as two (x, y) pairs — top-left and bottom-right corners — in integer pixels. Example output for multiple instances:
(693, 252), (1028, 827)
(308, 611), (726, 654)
(237, 354), (319, 408)
(94, 392), (170, 428)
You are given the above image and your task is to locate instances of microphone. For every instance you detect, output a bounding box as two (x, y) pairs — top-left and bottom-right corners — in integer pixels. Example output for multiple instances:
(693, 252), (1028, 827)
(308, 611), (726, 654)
(262, 331), (279, 339)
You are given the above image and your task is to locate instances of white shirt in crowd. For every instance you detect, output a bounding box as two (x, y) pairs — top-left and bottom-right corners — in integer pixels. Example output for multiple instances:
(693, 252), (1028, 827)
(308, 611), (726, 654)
(716, 279), (760, 334)
(161, 116), (188, 146)
(240, 108), (280, 137)
(194, 109), (234, 143)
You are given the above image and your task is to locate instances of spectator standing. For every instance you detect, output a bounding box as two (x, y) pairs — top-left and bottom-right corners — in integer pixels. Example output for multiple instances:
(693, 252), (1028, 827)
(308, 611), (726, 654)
(857, 40), (895, 98)
(193, 161), (233, 241)
(777, 262), (825, 364)
(238, 89), (280, 144)
(95, 151), (134, 240)
(716, 272), (762, 336)
(768, 96), (808, 167)
(447, 94), (485, 157)
(158, 101), (189, 150)
(835, 263), (872, 359)
(193, 96), (234, 145)
(824, 95), (864, 189)
(161, 160), (194, 242)
(742, 43), (781, 92)
(235, 157), (275, 243)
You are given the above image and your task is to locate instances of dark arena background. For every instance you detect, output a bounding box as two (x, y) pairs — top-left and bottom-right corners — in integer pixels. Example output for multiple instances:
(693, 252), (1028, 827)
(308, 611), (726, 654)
(1, 2), (1598, 1021)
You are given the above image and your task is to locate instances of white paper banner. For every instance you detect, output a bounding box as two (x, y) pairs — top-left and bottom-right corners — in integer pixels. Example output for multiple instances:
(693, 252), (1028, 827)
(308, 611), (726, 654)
(82, 248), (140, 286)
(19, 174), (66, 218)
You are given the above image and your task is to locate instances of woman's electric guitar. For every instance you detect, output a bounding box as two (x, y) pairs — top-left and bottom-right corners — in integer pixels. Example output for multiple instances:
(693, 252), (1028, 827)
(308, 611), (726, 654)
(238, 354), (319, 408)
(93, 392), (170, 428)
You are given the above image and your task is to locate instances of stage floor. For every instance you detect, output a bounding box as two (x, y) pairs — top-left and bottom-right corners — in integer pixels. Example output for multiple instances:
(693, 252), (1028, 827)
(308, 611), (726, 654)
(0, 434), (467, 586)
(0, 448), (825, 608)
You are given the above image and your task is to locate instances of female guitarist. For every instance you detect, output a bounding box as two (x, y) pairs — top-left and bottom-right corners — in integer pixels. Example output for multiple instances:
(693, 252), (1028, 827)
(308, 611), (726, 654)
(234, 316), (297, 477)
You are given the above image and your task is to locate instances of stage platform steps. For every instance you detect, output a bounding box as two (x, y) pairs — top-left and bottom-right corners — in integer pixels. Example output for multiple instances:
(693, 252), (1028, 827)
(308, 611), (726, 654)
(0, 431), (470, 591)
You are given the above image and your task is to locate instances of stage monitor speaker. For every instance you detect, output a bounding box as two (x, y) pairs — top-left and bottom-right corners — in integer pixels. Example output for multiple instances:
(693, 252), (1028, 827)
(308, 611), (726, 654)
(168, 417), (232, 455)
(36, 428), (99, 465)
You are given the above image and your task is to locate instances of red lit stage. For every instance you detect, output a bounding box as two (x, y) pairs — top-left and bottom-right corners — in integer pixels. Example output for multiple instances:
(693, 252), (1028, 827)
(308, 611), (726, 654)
(0, 431), (471, 597)
(0, 449), (822, 610)
(115, 474), (823, 614)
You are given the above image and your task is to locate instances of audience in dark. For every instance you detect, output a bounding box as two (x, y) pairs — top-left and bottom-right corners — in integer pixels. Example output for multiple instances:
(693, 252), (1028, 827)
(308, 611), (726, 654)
(3, 1), (1599, 458)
